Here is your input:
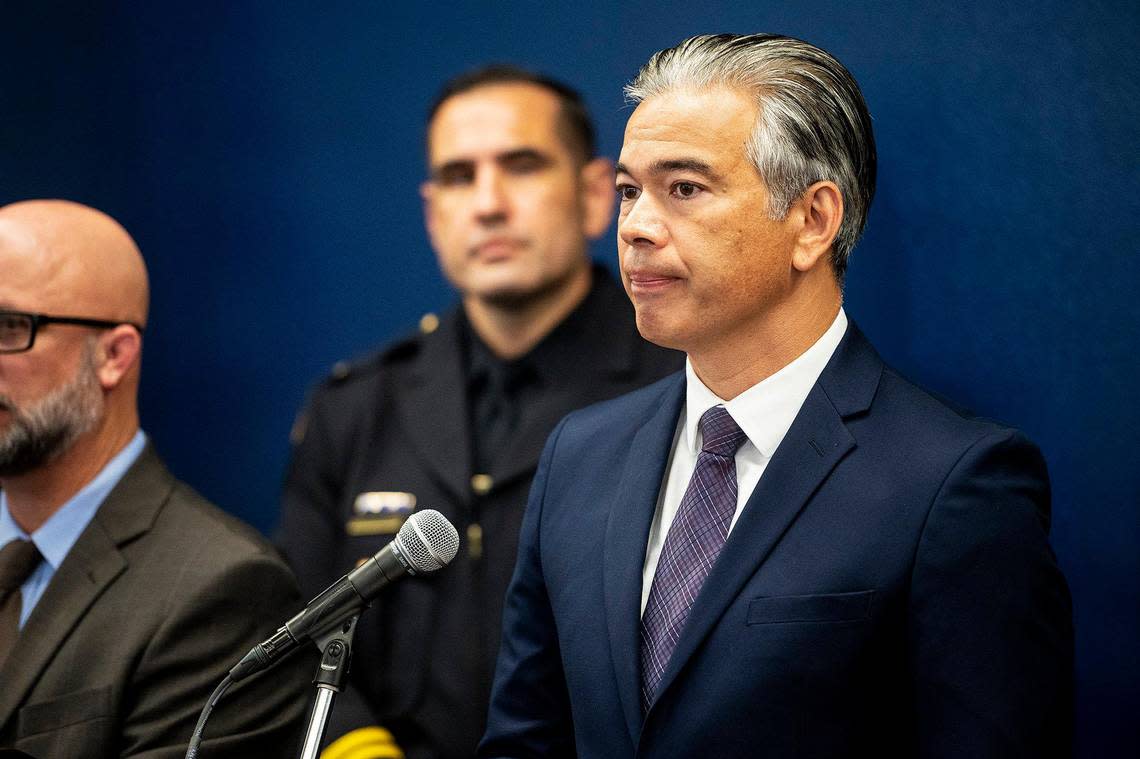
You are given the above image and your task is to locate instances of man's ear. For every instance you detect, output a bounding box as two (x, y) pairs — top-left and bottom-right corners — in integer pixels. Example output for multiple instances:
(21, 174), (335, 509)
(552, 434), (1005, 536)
(94, 324), (142, 389)
(791, 180), (843, 273)
(579, 157), (616, 239)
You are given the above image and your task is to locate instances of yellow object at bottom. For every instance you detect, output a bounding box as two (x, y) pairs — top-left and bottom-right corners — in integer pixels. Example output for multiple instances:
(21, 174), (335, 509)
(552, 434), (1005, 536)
(321, 726), (405, 759)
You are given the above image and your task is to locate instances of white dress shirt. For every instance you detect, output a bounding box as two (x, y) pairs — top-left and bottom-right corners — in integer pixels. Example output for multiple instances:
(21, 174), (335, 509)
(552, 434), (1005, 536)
(640, 310), (849, 614)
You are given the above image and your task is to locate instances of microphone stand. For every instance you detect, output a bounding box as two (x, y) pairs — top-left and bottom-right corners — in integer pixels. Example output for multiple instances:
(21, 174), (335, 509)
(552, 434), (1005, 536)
(298, 614), (360, 759)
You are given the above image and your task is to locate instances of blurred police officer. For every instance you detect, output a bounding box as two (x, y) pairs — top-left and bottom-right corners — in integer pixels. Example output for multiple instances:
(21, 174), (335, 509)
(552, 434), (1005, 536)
(277, 67), (682, 759)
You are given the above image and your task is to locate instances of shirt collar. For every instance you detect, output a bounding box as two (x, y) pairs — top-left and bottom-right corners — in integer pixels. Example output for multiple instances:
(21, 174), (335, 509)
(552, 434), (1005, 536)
(464, 323), (536, 391)
(0, 430), (147, 569)
(683, 309), (849, 457)
(460, 263), (626, 387)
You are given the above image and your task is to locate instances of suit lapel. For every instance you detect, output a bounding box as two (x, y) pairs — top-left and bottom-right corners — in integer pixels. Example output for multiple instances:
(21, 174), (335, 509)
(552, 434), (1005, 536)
(0, 445), (168, 729)
(396, 310), (473, 502)
(647, 323), (883, 713)
(603, 374), (685, 743)
(0, 522), (125, 727)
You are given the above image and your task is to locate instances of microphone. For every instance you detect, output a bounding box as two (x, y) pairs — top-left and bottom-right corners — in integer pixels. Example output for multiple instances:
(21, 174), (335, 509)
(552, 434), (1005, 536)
(229, 509), (459, 681)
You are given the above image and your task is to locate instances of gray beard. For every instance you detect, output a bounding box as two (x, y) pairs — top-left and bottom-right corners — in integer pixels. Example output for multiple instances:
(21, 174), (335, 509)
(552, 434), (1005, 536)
(0, 353), (104, 478)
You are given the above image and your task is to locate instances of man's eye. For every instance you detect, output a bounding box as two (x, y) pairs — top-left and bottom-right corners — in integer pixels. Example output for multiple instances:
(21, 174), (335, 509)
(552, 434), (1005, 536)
(673, 182), (701, 199)
(616, 185), (640, 201)
(433, 167), (475, 186)
(502, 154), (546, 174)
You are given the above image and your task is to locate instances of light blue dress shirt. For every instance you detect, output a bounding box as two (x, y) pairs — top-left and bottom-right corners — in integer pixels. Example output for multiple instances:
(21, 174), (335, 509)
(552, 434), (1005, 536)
(0, 430), (147, 628)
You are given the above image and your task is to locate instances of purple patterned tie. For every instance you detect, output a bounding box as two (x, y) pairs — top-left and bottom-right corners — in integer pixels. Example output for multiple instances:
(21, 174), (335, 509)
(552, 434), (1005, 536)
(640, 405), (748, 712)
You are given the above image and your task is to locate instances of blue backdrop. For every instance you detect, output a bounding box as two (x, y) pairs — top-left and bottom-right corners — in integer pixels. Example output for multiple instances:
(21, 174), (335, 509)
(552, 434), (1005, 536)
(3, 1), (1137, 754)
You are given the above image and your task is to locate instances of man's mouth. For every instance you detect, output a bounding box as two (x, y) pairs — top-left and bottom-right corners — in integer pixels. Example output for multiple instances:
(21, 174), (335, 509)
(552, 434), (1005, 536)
(625, 270), (681, 293)
(472, 237), (526, 260)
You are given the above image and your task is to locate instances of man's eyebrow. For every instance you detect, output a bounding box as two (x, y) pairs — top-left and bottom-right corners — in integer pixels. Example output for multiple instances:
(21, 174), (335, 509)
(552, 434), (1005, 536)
(615, 158), (720, 179)
(429, 158), (474, 180)
(496, 147), (552, 164)
(429, 148), (553, 180)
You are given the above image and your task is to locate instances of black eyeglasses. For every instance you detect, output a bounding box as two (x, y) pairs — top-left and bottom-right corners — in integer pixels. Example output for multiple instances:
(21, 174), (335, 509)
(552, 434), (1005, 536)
(0, 310), (145, 354)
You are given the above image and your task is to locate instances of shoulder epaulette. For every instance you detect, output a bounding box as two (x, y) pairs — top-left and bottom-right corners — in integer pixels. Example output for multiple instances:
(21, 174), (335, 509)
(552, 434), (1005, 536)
(324, 311), (443, 384)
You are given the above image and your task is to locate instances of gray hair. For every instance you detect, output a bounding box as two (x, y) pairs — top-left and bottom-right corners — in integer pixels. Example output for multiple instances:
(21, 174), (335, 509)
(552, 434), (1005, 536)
(625, 34), (876, 278)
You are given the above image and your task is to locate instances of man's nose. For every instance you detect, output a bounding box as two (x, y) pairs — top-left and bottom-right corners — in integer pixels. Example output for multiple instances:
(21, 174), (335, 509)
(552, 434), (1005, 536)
(618, 192), (667, 249)
(473, 167), (509, 224)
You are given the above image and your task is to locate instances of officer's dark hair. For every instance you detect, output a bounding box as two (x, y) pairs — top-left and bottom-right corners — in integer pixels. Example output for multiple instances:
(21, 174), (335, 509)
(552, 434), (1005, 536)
(426, 65), (597, 165)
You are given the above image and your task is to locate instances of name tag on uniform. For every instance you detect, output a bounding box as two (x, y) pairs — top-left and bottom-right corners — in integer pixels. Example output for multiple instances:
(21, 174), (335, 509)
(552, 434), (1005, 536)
(346, 491), (417, 536)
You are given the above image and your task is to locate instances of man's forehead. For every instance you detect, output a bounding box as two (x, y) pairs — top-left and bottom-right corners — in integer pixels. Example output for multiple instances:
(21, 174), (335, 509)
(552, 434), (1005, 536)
(0, 219), (104, 317)
(0, 252), (71, 315)
(0, 218), (41, 257)
(0, 221), (52, 295)
(427, 83), (564, 164)
(617, 87), (757, 173)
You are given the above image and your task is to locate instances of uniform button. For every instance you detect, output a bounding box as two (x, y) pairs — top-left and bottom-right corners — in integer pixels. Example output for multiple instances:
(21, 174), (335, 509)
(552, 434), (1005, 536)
(419, 313), (440, 334)
(466, 523), (483, 561)
(471, 473), (493, 495)
(330, 361), (351, 380)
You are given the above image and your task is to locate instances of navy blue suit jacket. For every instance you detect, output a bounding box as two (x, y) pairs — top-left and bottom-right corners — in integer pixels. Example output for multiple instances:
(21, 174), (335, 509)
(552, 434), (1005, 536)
(480, 324), (1072, 758)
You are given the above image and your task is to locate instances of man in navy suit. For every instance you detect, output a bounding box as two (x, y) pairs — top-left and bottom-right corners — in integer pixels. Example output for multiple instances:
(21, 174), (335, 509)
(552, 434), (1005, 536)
(479, 34), (1073, 758)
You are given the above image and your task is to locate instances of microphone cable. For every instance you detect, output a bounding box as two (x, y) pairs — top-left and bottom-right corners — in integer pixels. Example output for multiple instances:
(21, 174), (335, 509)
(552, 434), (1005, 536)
(183, 674), (234, 759)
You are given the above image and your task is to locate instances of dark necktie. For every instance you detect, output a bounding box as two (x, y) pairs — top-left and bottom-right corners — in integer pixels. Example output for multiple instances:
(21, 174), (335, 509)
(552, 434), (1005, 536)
(472, 361), (532, 473)
(640, 405), (748, 712)
(0, 539), (43, 664)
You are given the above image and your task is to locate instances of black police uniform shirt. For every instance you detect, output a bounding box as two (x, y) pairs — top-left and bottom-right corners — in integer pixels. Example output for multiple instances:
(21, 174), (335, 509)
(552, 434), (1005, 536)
(277, 266), (682, 759)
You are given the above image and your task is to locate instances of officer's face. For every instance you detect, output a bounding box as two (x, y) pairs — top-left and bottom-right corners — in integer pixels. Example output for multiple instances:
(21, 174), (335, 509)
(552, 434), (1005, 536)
(422, 83), (612, 307)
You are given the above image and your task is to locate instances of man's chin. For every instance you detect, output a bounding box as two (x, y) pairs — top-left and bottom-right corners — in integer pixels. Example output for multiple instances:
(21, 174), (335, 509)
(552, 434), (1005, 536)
(474, 286), (543, 310)
(0, 425), (76, 478)
(464, 271), (551, 309)
(633, 312), (689, 352)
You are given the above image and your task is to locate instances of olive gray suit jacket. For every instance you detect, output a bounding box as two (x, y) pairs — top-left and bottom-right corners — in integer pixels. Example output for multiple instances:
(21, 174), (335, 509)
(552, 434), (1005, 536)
(0, 445), (311, 758)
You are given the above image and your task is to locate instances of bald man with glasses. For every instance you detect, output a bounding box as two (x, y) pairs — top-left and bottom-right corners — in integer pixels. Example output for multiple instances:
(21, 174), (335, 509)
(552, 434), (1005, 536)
(0, 199), (310, 758)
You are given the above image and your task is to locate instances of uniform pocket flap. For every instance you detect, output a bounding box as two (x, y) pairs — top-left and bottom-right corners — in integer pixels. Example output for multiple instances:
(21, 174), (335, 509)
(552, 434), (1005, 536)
(747, 590), (874, 625)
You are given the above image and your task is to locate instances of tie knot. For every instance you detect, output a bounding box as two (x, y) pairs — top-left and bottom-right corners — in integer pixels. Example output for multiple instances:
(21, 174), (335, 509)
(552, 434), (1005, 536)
(0, 540), (41, 593)
(698, 406), (748, 458)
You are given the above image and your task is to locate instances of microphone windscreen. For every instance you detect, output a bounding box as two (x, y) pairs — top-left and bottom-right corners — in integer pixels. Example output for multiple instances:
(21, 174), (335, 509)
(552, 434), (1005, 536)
(396, 509), (459, 572)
